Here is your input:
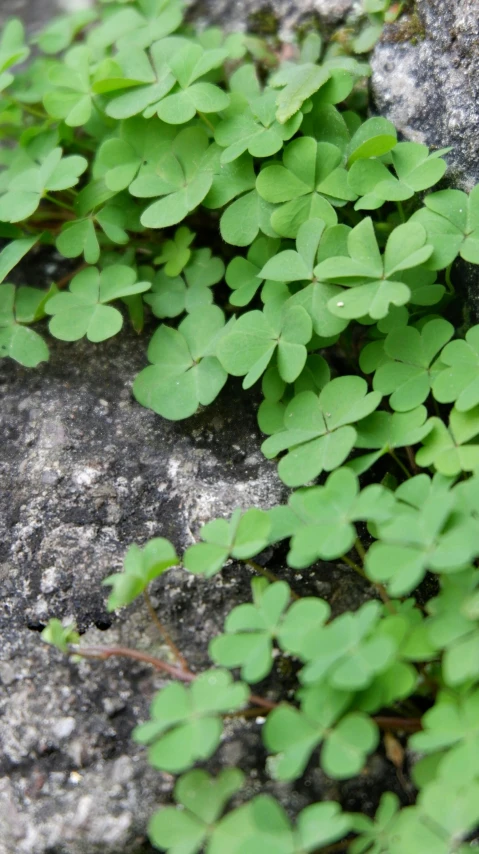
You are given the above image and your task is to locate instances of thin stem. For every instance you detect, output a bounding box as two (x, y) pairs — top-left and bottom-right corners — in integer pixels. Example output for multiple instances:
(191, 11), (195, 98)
(354, 538), (366, 562)
(56, 263), (88, 289)
(43, 193), (75, 212)
(6, 95), (48, 120)
(143, 589), (189, 671)
(374, 715), (422, 733)
(445, 263), (455, 294)
(341, 554), (367, 579)
(68, 644), (278, 711)
(197, 111), (216, 133)
(343, 553), (396, 613)
(397, 200), (406, 223)
(246, 560), (300, 600)
(405, 445), (419, 474)
(389, 449), (412, 479)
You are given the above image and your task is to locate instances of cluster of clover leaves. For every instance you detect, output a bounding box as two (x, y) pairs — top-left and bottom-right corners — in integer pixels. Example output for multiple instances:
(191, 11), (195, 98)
(3, 0), (479, 851)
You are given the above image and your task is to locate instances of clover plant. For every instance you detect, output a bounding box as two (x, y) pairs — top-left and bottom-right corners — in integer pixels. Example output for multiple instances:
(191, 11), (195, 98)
(3, 0), (478, 850)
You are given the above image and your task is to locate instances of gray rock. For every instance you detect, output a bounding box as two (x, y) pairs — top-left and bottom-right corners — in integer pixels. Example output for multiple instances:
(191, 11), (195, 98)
(371, 0), (479, 191)
(0, 310), (381, 854)
(187, 0), (357, 36)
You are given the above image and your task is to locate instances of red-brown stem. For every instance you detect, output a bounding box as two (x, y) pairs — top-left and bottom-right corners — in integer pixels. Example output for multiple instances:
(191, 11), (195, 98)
(374, 715), (422, 733)
(69, 644), (278, 711)
(56, 263), (88, 290)
(143, 589), (189, 671)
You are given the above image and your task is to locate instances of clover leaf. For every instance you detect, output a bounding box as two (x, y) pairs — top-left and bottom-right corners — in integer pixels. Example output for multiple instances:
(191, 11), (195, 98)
(0, 18), (30, 91)
(314, 218), (433, 320)
(432, 324), (479, 411)
(148, 768), (244, 854)
(215, 81), (302, 163)
(256, 137), (355, 238)
(366, 479), (479, 594)
(261, 376), (381, 487)
(42, 45), (100, 126)
(145, 249), (223, 318)
(283, 467), (395, 566)
(220, 188), (278, 247)
(133, 669), (248, 774)
(264, 683), (378, 780)
(364, 319), (454, 411)
(87, 1), (183, 53)
(225, 236), (280, 306)
(104, 40), (180, 120)
(416, 407), (479, 475)
(209, 795), (350, 854)
(0, 235), (38, 284)
(426, 571), (479, 687)
(0, 146), (87, 222)
(151, 42), (229, 124)
(411, 185), (479, 269)
(217, 300), (312, 388)
(210, 579), (291, 683)
(350, 792), (400, 854)
(257, 355), (331, 437)
(45, 265), (150, 342)
(276, 598), (331, 657)
(133, 305), (227, 420)
(154, 226), (195, 276)
(351, 406), (432, 474)
(388, 779), (479, 854)
(347, 117), (397, 165)
(0, 283), (50, 367)
(102, 537), (178, 610)
(348, 142), (450, 210)
(299, 600), (396, 690)
(129, 127), (216, 228)
(41, 618), (80, 654)
(183, 507), (271, 577)
(95, 117), (175, 193)
(259, 219), (351, 337)
(411, 690), (479, 772)
(269, 61), (330, 124)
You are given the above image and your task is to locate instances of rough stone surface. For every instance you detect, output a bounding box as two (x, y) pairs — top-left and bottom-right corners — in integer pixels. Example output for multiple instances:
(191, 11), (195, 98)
(0, 0), (357, 35)
(188, 0), (357, 36)
(371, 0), (479, 191)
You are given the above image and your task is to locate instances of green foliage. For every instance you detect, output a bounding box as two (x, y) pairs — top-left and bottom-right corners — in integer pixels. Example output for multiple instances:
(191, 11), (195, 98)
(103, 537), (178, 610)
(12, 1), (479, 850)
(133, 669), (248, 773)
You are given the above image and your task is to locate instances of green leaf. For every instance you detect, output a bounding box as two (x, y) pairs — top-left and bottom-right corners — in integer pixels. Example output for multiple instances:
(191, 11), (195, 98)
(284, 467), (395, 565)
(0, 236), (38, 284)
(411, 185), (479, 269)
(226, 236), (280, 306)
(368, 319), (454, 411)
(264, 683), (378, 780)
(261, 376), (381, 487)
(271, 63), (330, 124)
(256, 137), (351, 239)
(432, 324), (479, 411)
(210, 579), (291, 682)
(133, 669), (248, 774)
(347, 117), (397, 166)
(217, 300), (312, 388)
(131, 127), (215, 229)
(0, 146), (87, 222)
(366, 476), (479, 594)
(184, 508), (271, 577)
(299, 600), (396, 690)
(103, 537), (178, 610)
(154, 226), (195, 276)
(133, 305), (227, 420)
(314, 219), (432, 320)
(45, 265), (150, 342)
(220, 189), (278, 246)
(416, 408), (479, 475)
(41, 618), (80, 654)
(148, 769), (244, 854)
